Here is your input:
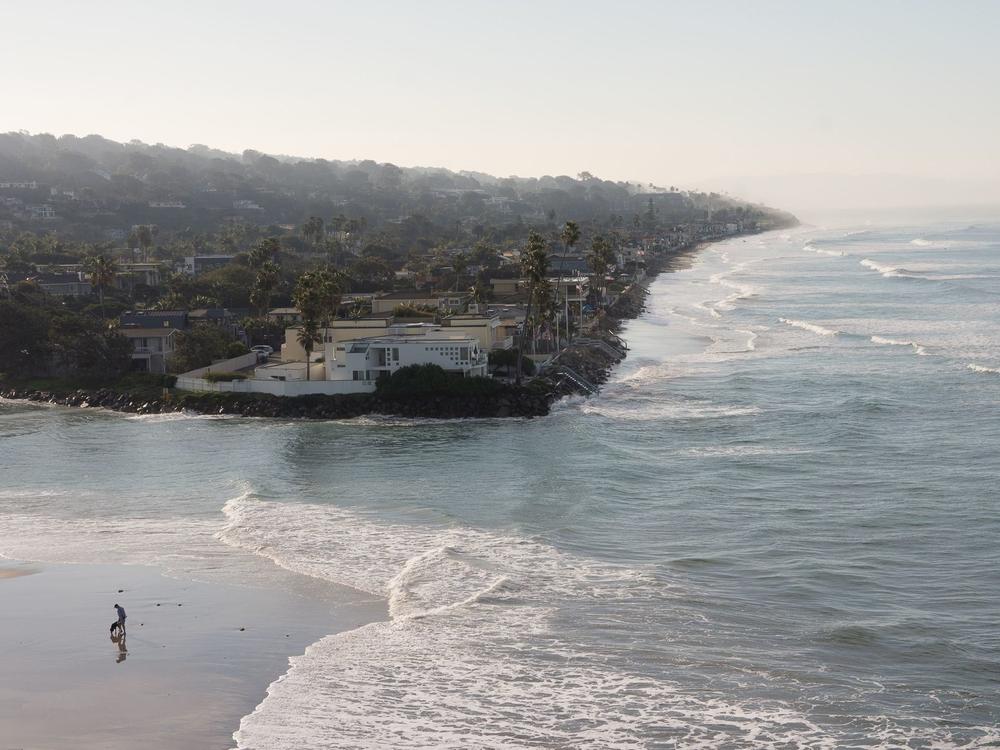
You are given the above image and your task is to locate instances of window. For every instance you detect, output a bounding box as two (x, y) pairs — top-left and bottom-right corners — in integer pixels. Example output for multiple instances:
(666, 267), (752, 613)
(460, 347), (469, 360)
(353, 371), (363, 381)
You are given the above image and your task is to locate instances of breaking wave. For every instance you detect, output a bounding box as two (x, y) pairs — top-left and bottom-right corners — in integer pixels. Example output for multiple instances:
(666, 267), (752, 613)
(860, 258), (910, 278)
(859, 258), (992, 282)
(967, 364), (1000, 375)
(221, 495), (982, 750)
(871, 336), (930, 356)
(779, 318), (840, 337)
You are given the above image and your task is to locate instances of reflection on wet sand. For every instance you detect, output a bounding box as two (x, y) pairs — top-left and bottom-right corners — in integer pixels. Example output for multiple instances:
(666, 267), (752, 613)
(111, 634), (127, 663)
(0, 566), (37, 579)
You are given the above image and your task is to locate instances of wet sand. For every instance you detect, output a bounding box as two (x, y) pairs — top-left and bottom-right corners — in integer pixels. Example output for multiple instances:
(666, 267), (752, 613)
(0, 561), (386, 750)
(0, 563), (37, 578)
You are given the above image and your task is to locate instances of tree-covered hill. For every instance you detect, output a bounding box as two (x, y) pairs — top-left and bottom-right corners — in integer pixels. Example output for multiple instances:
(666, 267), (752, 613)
(0, 131), (795, 244)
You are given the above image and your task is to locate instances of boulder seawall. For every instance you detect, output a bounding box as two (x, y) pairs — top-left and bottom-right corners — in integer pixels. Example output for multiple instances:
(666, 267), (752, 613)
(0, 384), (551, 420)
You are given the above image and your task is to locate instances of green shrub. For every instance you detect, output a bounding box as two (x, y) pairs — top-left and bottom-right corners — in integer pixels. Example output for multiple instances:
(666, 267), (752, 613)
(488, 348), (535, 375)
(375, 364), (502, 398)
(226, 342), (250, 358)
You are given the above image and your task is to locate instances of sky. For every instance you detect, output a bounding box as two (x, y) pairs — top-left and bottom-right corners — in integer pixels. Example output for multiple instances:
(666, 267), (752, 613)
(1, 1), (998, 214)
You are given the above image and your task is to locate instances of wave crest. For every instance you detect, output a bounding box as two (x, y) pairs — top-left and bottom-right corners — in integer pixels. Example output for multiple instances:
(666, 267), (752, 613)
(779, 318), (840, 337)
(871, 336), (930, 356)
(967, 364), (1000, 375)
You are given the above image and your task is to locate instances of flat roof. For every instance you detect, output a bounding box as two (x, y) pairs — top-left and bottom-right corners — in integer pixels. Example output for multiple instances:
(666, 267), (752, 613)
(343, 333), (477, 346)
(121, 327), (179, 337)
(375, 290), (439, 300)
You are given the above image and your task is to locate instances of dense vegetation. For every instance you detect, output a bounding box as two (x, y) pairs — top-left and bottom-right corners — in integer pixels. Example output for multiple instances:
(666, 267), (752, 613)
(0, 130), (793, 263)
(375, 364), (503, 398)
(0, 284), (131, 379)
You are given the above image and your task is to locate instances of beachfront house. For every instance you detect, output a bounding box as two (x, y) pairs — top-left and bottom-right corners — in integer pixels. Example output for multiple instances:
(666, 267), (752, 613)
(183, 324), (488, 396)
(119, 310), (188, 374)
(325, 328), (488, 386)
(280, 313), (397, 362)
(441, 312), (509, 350)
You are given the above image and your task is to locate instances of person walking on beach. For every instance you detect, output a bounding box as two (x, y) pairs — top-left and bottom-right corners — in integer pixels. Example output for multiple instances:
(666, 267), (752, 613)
(113, 603), (127, 635)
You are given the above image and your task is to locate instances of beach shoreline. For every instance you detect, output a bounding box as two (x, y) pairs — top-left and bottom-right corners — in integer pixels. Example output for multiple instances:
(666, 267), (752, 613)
(0, 238), (726, 422)
(0, 559), (386, 750)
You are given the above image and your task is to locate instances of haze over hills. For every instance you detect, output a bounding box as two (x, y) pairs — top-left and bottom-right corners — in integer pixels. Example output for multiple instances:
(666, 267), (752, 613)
(0, 131), (795, 245)
(701, 172), (1000, 225)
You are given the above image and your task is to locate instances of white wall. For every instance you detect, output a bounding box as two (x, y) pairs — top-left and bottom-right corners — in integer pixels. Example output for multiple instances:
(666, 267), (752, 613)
(175, 376), (374, 396)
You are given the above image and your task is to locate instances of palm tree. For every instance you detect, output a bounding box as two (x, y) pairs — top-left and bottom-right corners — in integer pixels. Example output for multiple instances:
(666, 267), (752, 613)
(469, 279), (490, 306)
(556, 221), (580, 345)
(293, 271), (331, 379)
(515, 231), (549, 384)
(531, 278), (557, 353)
(348, 299), (369, 320)
(250, 260), (280, 317)
(296, 320), (321, 380)
(316, 267), (348, 326)
(586, 235), (615, 311)
(302, 217), (325, 248)
(84, 254), (118, 317)
(248, 237), (280, 269)
(136, 225), (154, 261)
(451, 252), (468, 291)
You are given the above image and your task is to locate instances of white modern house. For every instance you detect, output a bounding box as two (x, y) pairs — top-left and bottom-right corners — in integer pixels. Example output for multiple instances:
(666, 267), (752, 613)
(326, 329), (488, 386)
(178, 326), (488, 396)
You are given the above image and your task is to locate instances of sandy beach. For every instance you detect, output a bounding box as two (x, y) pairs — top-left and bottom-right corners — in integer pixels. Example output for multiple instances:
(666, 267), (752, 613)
(0, 561), (385, 750)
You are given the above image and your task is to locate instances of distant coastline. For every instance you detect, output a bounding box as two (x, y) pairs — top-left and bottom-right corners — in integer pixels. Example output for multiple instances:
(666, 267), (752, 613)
(0, 234), (761, 420)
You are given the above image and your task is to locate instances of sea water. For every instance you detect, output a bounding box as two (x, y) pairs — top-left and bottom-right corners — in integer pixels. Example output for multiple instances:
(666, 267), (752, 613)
(2, 220), (999, 748)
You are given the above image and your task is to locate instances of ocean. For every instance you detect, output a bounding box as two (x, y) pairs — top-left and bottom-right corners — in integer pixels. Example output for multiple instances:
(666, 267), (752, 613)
(2, 220), (999, 748)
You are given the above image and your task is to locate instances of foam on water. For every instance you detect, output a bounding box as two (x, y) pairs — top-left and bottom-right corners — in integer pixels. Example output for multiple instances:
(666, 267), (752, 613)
(779, 318), (841, 337)
(859, 257), (994, 283)
(580, 399), (761, 422)
(222, 496), (994, 750)
(860, 258), (909, 278)
(967, 363), (1000, 375)
(871, 336), (931, 356)
(804, 243), (845, 257)
(224, 495), (1000, 749)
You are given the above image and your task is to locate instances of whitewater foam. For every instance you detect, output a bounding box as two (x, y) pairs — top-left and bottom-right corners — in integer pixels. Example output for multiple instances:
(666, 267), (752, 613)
(224, 495), (961, 750)
(804, 244), (845, 257)
(860, 258), (909, 278)
(967, 364), (1000, 375)
(870, 336), (930, 356)
(779, 318), (840, 337)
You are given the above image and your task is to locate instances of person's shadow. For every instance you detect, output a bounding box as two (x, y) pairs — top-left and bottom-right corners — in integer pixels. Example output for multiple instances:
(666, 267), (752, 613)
(110, 633), (128, 663)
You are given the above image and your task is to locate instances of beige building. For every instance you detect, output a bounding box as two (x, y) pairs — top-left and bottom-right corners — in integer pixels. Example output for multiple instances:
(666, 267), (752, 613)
(441, 313), (508, 350)
(281, 315), (397, 362)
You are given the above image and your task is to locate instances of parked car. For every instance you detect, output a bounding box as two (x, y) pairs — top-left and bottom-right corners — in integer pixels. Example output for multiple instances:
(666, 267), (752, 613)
(250, 345), (274, 362)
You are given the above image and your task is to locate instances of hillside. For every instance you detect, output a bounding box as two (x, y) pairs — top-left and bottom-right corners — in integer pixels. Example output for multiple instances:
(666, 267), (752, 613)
(0, 131), (796, 249)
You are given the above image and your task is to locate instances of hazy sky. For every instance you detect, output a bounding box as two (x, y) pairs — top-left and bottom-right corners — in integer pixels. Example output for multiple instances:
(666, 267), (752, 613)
(1, 1), (998, 210)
